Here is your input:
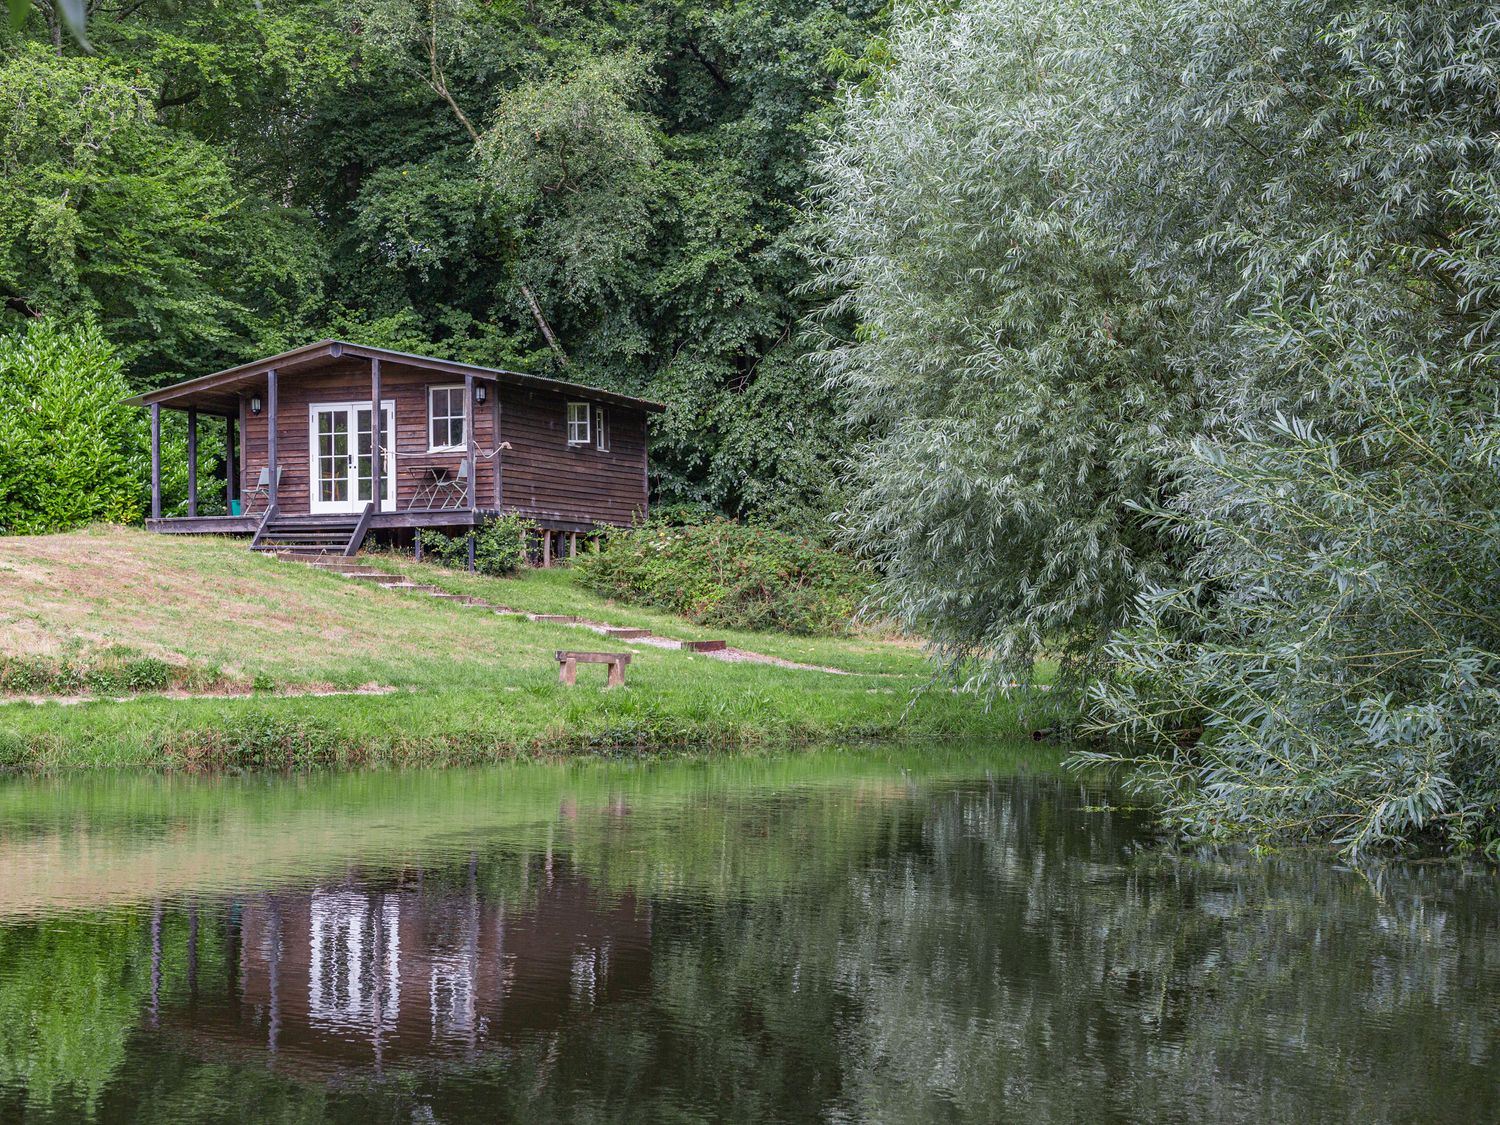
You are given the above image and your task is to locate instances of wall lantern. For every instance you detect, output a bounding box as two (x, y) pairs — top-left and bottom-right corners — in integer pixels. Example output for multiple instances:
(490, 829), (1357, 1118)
(250, 394), (263, 415)
(475, 384), (488, 404)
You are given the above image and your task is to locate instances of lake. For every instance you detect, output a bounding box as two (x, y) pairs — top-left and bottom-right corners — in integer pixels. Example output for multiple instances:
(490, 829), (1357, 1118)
(0, 745), (1495, 1122)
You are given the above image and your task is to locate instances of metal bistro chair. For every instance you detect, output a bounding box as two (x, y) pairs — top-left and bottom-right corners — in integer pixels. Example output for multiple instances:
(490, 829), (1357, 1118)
(244, 467), (283, 514)
(408, 462), (469, 511)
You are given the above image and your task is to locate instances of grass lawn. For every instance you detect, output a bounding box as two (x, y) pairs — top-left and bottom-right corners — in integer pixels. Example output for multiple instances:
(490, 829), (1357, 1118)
(0, 525), (1017, 769)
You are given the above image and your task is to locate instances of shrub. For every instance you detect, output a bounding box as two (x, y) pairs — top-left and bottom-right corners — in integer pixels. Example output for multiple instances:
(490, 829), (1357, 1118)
(417, 514), (533, 576)
(0, 647), (194, 696)
(575, 517), (868, 635)
(0, 320), (146, 535)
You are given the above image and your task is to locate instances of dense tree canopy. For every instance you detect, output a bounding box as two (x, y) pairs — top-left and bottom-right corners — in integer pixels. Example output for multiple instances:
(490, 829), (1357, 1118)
(2, 0), (879, 519)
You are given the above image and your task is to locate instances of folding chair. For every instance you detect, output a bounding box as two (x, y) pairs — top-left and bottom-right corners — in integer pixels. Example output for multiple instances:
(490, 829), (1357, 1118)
(434, 461), (470, 510)
(244, 467), (283, 514)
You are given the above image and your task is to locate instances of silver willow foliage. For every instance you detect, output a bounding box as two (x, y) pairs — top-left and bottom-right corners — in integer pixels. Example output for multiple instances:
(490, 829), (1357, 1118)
(809, 2), (1195, 705)
(815, 0), (1500, 854)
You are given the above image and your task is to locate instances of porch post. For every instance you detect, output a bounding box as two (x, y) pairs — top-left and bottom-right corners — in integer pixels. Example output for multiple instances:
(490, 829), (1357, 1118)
(225, 415), (237, 508)
(150, 404), (161, 520)
(370, 356), (383, 514)
(464, 373), (476, 511)
(186, 407), (198, 518)
(266, 368), (279, 507)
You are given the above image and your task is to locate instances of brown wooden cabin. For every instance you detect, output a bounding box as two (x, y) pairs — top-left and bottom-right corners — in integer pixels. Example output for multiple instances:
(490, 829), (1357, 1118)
(127, 340), (663, 556)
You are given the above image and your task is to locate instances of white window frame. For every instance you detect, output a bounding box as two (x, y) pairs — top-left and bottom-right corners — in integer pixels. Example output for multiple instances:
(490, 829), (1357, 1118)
(566, 401), (591, 446)
(594, 406), (609, 452)
(428, 385), (468, 453)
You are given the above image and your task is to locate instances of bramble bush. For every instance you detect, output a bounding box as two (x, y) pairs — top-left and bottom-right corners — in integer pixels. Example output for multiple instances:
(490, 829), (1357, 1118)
(575, 517), (868, 635)
(417, 514), (533, 576)
(0, 320), (146, 535)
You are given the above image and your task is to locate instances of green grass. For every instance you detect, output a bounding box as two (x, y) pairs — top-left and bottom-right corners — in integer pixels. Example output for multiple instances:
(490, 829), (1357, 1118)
(0, 526), (1016, 769)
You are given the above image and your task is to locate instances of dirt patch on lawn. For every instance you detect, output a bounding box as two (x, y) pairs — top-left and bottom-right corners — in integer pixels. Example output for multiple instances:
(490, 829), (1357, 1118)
(0, 683), (397, 706)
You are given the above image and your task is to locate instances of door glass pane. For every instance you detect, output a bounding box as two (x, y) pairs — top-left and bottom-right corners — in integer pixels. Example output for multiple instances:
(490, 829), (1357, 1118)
(318, 412), (349, 503)
(355, 408), (373, 503)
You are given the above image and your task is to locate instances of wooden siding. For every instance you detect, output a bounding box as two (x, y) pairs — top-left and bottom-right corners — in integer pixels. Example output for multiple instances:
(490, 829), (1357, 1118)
(236, 359), (647, 527)
(497, 384), (648, 527)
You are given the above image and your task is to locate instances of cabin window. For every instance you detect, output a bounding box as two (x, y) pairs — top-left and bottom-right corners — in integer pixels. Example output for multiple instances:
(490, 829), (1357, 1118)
(566, 401), (591, 446)
(594, 407), (609, 451)
(429, 385), (466, 451)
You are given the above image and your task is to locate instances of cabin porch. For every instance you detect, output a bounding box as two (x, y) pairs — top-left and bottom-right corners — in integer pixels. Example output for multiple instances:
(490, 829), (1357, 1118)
(129, 339), (661, 558)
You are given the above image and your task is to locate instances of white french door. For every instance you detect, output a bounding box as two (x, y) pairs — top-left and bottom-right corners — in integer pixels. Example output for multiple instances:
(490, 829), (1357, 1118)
(308, 401), (396, 514)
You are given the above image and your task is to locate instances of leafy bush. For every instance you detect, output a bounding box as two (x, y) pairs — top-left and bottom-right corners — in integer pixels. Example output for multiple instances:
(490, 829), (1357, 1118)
(575, 518), (868, 635)
(417, 514), (533, 576)
(0, 647), (200, 696)
(0, 320), (146, 535)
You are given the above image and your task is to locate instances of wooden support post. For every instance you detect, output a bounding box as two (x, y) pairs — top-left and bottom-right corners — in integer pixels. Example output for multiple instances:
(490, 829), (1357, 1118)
(464, 373), (476, 511)
(370, 356), (383, 514)
(569, 532), (577, 559)
(150, 404), (162, 520)
(186, 407), (198, 517)
(266, 368), (279, 507)
(414, 532), (423, 562)
(467, 533), (476, 573)
(542, 529), (552, 568)
(226, 415), (238, 509)
(558, 656), (578, 686)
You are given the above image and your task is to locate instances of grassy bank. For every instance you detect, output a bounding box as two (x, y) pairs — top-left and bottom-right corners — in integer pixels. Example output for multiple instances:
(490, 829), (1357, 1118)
(0, 526), (1012, 769)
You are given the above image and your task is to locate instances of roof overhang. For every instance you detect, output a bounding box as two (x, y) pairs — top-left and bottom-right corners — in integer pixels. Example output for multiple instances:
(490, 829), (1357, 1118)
(123, 340), (667, 414)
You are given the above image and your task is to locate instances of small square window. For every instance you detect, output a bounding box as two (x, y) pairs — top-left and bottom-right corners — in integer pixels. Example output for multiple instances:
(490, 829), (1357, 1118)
(429, 386), (466, 451)
(567, 401), (591, 445)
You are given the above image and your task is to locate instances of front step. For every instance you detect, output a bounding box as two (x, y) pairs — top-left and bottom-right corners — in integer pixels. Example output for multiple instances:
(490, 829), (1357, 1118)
(252, 515), (363, 555)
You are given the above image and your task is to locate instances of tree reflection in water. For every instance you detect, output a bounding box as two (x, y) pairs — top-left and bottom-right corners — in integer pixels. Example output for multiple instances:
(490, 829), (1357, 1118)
(0, 763), (1496, 1123)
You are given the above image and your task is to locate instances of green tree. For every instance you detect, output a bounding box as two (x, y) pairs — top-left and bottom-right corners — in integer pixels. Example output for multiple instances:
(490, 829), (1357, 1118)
(1064, 0), (1500, 857)
(809, 1), (1194, 703)
(811, 0), (1500, 853)
(0, 320), (146, 534)
(0, 40), (323, 382)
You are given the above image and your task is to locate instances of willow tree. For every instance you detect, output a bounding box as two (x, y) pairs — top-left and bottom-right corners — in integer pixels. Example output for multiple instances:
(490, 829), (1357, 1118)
(815, 0), (1500, 854)
(810, 3), (1195, 707)
(1056, 0), (1500, 856)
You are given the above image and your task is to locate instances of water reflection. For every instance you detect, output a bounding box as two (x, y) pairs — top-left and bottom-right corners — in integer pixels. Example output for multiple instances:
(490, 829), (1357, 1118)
(0, 750), (1496, 1123)
(161, 869), (648, 1081)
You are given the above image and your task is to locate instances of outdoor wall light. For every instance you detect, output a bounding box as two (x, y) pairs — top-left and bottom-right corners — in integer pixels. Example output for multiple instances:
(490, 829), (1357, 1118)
(250, 394), (262, 415)
(475, 384), (488, 404)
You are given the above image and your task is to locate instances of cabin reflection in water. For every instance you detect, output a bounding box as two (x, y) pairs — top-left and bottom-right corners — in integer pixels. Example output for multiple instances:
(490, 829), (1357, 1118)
(170, 865), (651, 1077)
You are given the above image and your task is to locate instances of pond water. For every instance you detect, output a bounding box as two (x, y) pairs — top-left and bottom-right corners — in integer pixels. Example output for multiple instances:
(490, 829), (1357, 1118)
(0, 745), (1496, 1123)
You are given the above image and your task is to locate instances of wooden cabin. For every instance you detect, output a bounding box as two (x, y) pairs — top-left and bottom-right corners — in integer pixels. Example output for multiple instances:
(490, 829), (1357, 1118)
(127, 340), (663, 555)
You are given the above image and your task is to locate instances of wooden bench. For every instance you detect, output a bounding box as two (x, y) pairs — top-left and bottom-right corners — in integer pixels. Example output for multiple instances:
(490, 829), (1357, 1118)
(556, 650), (631, 688)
